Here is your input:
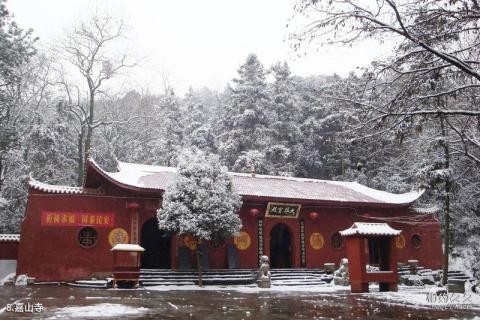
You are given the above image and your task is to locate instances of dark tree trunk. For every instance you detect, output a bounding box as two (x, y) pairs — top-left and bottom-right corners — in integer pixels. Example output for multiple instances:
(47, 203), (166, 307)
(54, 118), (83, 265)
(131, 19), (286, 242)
(77, 130), (84, 186)
(196, 240), (203, 287)
(84, 84), (95, 170)
(440, 114), (451, 286)
(0, 155), (4, 191)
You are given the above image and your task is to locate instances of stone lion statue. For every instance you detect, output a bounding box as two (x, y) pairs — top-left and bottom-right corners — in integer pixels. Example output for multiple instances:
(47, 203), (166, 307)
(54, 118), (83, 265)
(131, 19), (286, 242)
(333, 258), (349, 286)
(257, 255), (271, 288)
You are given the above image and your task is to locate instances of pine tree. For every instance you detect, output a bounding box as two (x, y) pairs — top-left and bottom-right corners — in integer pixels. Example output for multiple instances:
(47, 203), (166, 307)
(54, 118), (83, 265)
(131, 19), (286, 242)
(264, 62), (301, 176)
(217, 54), (271, 167)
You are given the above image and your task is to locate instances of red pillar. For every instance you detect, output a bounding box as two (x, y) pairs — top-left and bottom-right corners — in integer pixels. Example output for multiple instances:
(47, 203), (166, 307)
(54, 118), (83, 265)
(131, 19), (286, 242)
(387, 237), (398, 291)
(346, 236), (369, 293)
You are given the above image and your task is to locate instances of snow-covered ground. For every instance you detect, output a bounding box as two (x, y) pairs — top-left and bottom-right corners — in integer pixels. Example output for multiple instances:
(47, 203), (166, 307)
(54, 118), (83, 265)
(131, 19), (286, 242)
(363, 285), (480, 311)
(450, 249), (477, 278)
(147, 282), (480, 310)
(46, 303), (148, 319)
(1, 284), (480, 319)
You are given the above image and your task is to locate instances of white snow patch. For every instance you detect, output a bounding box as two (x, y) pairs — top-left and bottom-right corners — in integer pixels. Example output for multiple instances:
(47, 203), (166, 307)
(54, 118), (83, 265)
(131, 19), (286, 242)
(48, 303), (147, 319)
(363, 286), (480, 310)
(0, 272), (15, 285)
(167, 302), (179, 310)
(15, 274), (28, 286)
(0, 234), (20, 242)
(118, 161), (177, 174)
(107, 171), (150, 188)
(340, 222), (401, 236)
(335, 182), (424, 204)
(111, 244), (145, 252)
(76, 280), (108, 284)
(0, 197), (9, 207)
(449, 250), (477, 278)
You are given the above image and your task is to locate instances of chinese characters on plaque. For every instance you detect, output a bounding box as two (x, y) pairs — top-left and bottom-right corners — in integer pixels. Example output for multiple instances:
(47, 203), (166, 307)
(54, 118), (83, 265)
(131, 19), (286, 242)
(265, 203), (301, 218)
(40, 212), (115, 227)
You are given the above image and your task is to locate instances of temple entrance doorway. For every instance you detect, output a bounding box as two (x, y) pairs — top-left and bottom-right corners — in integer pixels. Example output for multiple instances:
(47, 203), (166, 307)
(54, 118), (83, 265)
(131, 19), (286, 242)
(140, 218), (171, 269)
(270, 223), (292, 268)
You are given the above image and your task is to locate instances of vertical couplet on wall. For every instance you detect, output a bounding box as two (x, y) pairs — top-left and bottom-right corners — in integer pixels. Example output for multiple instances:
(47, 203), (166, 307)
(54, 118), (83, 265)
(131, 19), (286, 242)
(300, 219), (306, 267)
(258, 219), (264, 267)
(128, 202), (140, 244)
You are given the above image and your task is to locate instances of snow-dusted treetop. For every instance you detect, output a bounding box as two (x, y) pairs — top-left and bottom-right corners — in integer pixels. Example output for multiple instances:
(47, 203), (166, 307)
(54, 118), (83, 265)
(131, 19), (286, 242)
(156, 150), (242, 240)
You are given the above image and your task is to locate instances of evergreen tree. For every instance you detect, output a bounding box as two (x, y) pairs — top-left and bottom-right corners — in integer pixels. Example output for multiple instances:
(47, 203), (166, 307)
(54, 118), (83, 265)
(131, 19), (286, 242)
(264, 62), (301, 175)
(217, 54), (271, 167)
(157, 149), (242, 286)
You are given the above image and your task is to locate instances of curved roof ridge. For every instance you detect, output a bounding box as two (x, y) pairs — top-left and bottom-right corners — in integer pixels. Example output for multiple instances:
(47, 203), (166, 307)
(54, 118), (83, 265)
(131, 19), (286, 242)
(29, 174), (103, 195)
(340, 222), (402, 236)
(333, 181), (425, 205)
(0, 234), (20, 242)
(411, 206), (441, 214)
(87, 157), (162, 191)
(117, 160), (177, 174)
(85, 158), (424, 205)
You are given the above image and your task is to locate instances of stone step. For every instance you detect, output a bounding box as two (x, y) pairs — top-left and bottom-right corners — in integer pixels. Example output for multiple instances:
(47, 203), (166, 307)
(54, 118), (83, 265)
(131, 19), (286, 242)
(140, 273), (253, 276)
(140, 274), (254, 279)
(66, 280), (109, 288)
(270, 270), (327, 274)
(448, 276), (472, 280)
(270, 269), (326, 273)
(140, 269), (255, 273)
(271, 281), (327, 286)
(141, 281), (196, 286)
(141, 278), (256, 286)
(271, 274), (327, 278)
(140, 268), (257, 286)
(139, 268), (334, 286)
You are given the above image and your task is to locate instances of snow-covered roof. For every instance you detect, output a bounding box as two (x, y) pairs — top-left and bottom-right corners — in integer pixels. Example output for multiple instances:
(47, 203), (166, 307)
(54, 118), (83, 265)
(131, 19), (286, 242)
(111, 244), (145, 252)
(85, 159), (423, 206)
(411, 206), (440, 214)
(29, 176), (103, 195)
(0, 234), (20, 242)
(340, 222), (401, 237)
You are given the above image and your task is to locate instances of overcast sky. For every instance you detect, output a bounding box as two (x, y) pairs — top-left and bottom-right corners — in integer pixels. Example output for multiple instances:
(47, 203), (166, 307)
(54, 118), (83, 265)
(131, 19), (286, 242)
(10, 0), (388, 96)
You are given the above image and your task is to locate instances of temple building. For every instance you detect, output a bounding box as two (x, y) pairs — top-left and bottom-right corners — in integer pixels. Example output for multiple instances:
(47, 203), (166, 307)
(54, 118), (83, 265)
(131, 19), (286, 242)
(16, 158), (443, 281)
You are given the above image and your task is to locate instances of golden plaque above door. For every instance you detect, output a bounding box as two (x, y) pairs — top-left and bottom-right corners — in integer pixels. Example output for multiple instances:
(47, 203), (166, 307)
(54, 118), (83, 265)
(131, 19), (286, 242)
(265, 202), (301, 219)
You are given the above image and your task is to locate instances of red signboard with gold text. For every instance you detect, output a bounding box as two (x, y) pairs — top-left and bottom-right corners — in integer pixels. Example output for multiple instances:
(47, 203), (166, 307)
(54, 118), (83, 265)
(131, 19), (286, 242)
(41, 212), (115, 227)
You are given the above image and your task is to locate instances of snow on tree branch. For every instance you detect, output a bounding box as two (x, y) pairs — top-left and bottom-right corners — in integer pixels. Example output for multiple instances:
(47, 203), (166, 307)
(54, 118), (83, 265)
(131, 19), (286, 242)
(157, 149), (242, 241)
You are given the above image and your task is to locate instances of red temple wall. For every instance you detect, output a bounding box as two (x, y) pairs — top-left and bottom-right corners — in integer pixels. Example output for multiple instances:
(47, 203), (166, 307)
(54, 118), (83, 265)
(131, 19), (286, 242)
(17, 189), (444, 281)
(0, 242), (19, 260)
(17, 191), (156, 281)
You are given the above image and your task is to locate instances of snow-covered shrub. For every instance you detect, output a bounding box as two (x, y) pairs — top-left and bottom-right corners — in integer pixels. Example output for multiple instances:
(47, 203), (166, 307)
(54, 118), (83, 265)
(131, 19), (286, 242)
(157, 149), (243, 241)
